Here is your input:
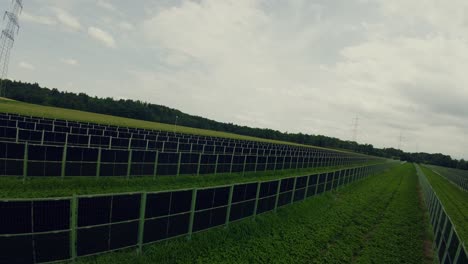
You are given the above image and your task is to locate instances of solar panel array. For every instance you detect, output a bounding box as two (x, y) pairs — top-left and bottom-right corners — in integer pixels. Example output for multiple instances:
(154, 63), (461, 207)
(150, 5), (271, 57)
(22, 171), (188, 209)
(426, 165), (468, 192)
(0, 113), (377, 178)
(0, 163), (397, 263)
(416, 164), (468, 264)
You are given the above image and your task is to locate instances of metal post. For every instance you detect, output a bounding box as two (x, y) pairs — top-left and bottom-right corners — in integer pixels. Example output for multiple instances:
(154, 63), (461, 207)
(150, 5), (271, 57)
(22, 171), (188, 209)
(304, 174), (311, 198)
(126, 150), (133, 179)
(324, 172), (330, 191)
(452, 243), (463, 264)
(441, 228), (454, 264)
(254, 155), (258, 173)
(214, 154), (219, 175)
(137, 192), (147, 254)
(225, 185), (234, 228)
(176, 152), (182, 176)
(274, 180), (281, 212)
(229, 154), (234, 174)
(70, 195), (78, 262)
(61, 145), (67, 178)
(187, 189), (197, 240)
(273, 156), (278, 173)
(290, 177), (297, 204)
(153, 151), (159, 179)
(242, 155), (247, 176)
(96, 148), (102, 178)
(314, 173), (320, 195)
(252, 182), (262, 220)
(196, 153), (202, 176)
(22, 142), (28, 181)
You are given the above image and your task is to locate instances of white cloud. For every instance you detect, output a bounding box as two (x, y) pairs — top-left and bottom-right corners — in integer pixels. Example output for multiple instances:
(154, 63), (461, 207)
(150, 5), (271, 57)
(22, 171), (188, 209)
(97, 0), (116, 12)
(119, 21), (134, 31)
(61, 58), (79, 66)
(50, 7), (82, 31)
(97, 0), (126, 17)
(19, 61), (35, 70)
(132, 0), (468, 158)
(87, 26), (116, 48)
(22, 11), (56, 26)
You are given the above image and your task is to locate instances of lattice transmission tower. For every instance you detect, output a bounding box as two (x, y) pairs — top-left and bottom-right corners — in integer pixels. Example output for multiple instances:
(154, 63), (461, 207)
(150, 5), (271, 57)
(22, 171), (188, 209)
(0, 0), (23, 97)
(351, 116), (359, 142)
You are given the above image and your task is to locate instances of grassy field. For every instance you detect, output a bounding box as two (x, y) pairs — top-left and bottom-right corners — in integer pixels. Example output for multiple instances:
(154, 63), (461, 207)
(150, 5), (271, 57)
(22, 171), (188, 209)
(421, 165), (468, 243)
(76, 163), (433, 264)
(0, 98), (355, 153)
(0, 163), (379, 199)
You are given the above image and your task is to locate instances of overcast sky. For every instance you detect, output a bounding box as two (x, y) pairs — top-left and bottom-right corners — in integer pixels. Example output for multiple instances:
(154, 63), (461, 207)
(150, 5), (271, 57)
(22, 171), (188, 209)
(1, 0), (467, 159)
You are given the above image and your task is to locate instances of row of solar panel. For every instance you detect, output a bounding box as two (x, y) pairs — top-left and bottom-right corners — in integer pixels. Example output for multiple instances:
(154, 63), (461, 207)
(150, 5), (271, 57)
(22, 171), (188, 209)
(0, 122), (287, 150)
(0, 164), (386, 263)
(422, 168), (468, 264)
(0, 126), (324, 157)
(434, 170), (468, 192)
(0, 142), (359, 177)
(0, 114), (251, 142)
(0, 113), (319, 153)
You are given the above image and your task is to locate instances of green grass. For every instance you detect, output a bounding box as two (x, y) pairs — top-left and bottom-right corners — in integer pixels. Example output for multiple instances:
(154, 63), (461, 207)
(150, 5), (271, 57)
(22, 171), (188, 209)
(0, 163), (379, 199)
(76, 163), (432, 264)
(421, 165), (468, 243)
(0, 98), (353, 153)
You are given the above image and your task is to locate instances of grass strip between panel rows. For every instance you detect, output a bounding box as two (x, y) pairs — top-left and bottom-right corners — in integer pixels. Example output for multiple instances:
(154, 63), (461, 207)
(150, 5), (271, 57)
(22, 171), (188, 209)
(0, 162), (381, 199)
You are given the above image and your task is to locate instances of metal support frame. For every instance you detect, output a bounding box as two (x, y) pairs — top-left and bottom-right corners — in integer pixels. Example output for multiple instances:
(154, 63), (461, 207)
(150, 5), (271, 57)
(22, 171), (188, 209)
(126, 150), (133, 179)
(70, 195), (78, 261)
(61, 144), (67, 178)
(137, 192), (147, 254)
(96, 148), (102, 178)
(290, 177), (297, 204)
(274, 180), (281, 212)
(187, 189), (198, 240)
(252, 182), (262, 220)
(176, 152), (182, 176)
(225, 186), (234, 227)
(153, 151), (159, 179)
(22, 142), (28, 181)
(214, 154), (219, 175)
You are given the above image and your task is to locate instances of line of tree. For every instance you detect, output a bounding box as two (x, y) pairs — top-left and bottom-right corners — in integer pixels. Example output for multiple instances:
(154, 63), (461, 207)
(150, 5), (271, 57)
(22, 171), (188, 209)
(2, 79), (467, 170)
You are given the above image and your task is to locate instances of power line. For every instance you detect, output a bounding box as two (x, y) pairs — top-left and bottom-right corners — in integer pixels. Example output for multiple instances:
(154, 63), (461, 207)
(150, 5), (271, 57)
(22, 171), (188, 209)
(0, 0), (23, 97)
(398, 131), (406, 150)
(352, 116), (359, 142)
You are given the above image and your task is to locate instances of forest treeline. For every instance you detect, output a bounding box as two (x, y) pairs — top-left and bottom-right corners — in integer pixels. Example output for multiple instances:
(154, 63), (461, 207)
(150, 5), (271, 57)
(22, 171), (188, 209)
(3, 79), (467, 170)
